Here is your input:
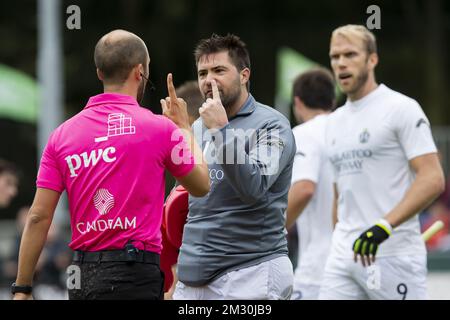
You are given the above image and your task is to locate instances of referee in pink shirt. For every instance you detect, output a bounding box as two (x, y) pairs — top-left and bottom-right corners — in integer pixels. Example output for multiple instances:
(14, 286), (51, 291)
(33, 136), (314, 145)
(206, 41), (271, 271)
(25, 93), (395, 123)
(12, 30), (209, 300)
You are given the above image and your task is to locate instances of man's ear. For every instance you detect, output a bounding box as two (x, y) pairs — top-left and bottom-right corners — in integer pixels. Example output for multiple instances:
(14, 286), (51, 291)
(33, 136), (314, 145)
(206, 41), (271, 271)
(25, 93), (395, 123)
(240, 68), (251, 86)
(96, 68), (104, 81)
(368, 53), (379, 70)
(294, 96), (303, 108)
(294, 96), (307, 114)
(293, 96), (305, 123)
(134, 64), (143, 80)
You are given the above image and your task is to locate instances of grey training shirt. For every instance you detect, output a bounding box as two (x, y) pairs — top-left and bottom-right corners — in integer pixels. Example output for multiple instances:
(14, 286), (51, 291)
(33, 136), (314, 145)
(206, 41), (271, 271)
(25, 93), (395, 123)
(177, 94), (296, 287)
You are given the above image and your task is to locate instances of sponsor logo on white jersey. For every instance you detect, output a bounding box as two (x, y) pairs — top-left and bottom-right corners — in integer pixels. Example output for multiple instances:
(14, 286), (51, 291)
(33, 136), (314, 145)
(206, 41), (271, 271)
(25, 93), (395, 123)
(359, 129), (370, 144)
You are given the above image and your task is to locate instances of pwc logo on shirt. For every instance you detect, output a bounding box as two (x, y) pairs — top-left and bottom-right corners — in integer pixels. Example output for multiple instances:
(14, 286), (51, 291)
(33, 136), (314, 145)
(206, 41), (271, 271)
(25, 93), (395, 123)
(64, 113), (136, 178)
(65, 147), (117, 178)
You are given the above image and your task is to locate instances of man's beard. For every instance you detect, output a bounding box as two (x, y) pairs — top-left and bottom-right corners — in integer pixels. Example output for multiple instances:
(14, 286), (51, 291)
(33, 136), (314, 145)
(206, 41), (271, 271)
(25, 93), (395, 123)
(347, 66), (369, 96)
(220, 79), (242, 111)
(137, 78), (147, 105)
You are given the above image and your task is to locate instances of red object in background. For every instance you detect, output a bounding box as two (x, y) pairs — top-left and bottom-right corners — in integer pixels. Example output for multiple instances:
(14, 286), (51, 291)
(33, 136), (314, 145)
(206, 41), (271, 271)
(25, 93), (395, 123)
(160, 185), (189, 292)
(164, 186), (189, 248)
(160, 223), (179, 292)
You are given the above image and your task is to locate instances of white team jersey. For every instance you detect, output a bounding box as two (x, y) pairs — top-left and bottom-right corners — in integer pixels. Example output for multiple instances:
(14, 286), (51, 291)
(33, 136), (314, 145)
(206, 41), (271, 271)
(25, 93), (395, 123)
(325, 84), (437, 258)
(291, 114), (333, 287)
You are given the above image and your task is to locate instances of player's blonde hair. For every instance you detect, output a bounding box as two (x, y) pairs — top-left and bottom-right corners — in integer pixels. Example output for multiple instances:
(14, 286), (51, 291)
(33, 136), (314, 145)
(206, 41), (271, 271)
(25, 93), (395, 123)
(331, 25), (377, 55)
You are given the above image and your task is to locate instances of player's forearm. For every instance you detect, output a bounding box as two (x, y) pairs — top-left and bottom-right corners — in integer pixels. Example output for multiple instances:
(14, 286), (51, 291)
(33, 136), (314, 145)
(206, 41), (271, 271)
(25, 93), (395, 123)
(179, 127), (206, 170)
(332, 184), (338, 228)
(286, 184), (314, 229)
(384, 169), (444, 228)
(332, 198), (338, 228)
(15, 211), (53, 285)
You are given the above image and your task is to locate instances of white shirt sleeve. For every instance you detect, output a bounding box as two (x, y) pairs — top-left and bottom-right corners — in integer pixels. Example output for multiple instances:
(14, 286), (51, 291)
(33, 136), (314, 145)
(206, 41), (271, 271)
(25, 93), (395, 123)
(393, 100), (437, 160)
(291, 129), (321, 185)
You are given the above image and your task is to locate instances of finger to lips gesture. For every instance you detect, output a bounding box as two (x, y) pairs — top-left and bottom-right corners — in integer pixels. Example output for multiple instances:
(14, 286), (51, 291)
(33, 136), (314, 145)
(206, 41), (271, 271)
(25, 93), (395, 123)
(160, 73), (190, 129)
(199, 80), (228, 129)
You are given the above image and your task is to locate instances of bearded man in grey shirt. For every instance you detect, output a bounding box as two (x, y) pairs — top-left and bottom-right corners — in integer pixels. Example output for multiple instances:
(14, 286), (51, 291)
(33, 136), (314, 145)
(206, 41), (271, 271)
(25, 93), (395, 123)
(171, 34), (296, 300)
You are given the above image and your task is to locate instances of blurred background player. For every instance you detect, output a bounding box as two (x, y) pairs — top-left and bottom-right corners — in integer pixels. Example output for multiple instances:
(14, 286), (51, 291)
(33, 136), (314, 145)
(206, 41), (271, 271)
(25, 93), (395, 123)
(160, 80), (203, 299)
(286, 69), (335, 300)
(0, 159), (19, 209)
(319, 25), (445, 300)
(0, 159), (20, 295)
(0, 206), (27, 298)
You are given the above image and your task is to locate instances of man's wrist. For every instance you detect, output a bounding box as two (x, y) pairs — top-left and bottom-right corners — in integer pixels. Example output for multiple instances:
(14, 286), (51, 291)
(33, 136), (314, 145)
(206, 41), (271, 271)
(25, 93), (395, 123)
(11, 282), (33, 295)
(217, 120), (229, 130)
(376, 218), (393, 235)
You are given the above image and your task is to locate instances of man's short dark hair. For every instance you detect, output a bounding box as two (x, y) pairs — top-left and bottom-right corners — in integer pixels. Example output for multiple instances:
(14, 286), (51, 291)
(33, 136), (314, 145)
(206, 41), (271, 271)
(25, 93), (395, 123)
(194, 34), (251, 90)
(0, 159), (19, 178)
(293, 68), (336, 111)
(176, 81), (203, 120)
(94, 32), (148, 85)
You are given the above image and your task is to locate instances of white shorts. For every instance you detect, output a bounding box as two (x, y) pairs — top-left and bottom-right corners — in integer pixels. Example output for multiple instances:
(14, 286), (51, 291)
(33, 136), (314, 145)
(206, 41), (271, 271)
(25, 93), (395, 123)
(291, 283), (320, 300)
(318, 253), (428, 300)
(173, 256), (293, 300)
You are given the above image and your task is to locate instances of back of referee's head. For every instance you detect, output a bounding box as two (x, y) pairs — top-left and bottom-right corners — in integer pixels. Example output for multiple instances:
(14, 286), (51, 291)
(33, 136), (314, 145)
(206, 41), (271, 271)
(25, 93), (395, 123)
(94, 29), (149, 86)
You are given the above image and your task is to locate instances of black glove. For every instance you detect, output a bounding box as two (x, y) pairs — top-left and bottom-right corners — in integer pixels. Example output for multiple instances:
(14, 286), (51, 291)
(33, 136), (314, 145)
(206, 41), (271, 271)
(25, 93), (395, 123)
(353, 221), (392, 266)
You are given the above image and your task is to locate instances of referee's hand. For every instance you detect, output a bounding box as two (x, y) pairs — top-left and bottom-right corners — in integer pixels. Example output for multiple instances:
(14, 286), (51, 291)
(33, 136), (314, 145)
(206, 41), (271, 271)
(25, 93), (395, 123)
(161, 73), (191, 130)
(353, 221), (391, 267)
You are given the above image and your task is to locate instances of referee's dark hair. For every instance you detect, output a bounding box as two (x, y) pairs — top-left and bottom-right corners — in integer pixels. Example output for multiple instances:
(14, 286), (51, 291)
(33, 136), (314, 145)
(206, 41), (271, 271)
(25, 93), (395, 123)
(94, 30), (148, 86)
(293, 68), (336, 111)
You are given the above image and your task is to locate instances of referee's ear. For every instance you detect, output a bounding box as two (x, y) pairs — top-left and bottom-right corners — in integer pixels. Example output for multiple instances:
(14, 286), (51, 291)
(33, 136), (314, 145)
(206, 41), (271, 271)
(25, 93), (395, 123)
(96, 68), (104, 81)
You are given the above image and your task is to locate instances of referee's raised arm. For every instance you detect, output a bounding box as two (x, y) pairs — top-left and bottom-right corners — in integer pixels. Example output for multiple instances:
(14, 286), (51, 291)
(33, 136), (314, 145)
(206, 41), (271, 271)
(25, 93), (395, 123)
(161, 73), (210, 197)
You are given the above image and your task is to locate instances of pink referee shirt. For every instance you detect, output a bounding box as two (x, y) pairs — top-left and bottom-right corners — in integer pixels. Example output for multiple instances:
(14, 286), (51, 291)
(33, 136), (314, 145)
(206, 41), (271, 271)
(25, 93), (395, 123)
(37, 93), (195, 253)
